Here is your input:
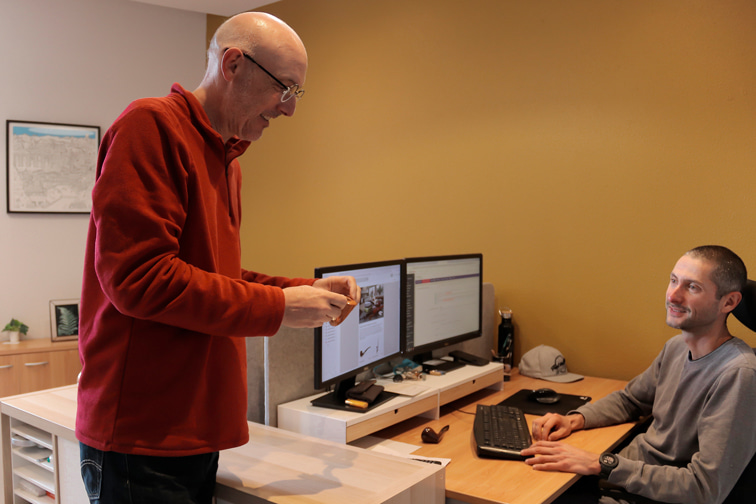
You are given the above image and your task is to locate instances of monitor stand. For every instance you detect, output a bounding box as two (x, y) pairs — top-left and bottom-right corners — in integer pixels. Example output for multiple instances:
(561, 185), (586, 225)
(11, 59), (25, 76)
(310, 377), (397, 413)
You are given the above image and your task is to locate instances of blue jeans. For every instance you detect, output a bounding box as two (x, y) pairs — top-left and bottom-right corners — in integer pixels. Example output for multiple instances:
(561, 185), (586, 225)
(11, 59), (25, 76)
(79, 442), (218, 504)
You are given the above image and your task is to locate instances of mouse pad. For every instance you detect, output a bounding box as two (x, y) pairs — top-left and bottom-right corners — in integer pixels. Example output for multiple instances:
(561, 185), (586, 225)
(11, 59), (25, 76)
(497, 389), (592, 416)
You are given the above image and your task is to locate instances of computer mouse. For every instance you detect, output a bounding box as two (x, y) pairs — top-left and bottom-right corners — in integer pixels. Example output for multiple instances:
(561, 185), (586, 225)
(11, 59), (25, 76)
(528, 388), (561, 404)
(421, 425), (449, 443)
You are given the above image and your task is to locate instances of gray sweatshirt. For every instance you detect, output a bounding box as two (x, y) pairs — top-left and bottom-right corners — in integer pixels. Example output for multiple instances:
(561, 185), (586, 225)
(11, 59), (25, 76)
(577, 334), (756, 504)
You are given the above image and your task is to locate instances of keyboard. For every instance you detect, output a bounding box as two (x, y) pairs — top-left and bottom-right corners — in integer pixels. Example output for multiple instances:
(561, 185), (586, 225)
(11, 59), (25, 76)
(473, 404), (533, 460)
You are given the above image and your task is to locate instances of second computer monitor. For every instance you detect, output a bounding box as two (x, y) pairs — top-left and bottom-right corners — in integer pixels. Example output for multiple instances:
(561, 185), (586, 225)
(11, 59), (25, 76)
(404, 254), (483, 365)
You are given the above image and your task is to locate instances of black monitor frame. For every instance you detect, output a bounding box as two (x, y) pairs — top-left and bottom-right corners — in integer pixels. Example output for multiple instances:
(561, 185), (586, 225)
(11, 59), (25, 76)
(312, 259), (405, 412)
(403, 253), (483, 366)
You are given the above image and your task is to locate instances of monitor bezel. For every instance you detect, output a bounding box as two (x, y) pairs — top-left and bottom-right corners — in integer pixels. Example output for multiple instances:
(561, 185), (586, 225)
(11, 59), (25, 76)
(403, 253), (483, 358)
(313, 258), (406, 391)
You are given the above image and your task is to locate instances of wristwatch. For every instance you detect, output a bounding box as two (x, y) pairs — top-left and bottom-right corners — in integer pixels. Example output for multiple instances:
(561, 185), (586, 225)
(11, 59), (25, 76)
(599, 452), (619, 479)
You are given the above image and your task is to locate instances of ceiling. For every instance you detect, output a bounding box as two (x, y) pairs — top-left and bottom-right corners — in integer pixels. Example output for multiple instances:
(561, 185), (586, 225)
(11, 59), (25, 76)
(130, 0), (279, 17)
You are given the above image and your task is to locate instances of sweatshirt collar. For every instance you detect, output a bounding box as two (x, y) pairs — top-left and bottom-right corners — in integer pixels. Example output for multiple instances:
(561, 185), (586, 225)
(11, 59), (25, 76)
(170, 83), (251, 164)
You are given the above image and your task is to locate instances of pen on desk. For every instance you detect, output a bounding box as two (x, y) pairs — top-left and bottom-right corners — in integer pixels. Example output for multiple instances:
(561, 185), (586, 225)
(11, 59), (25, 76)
(345, 398), (368, 409)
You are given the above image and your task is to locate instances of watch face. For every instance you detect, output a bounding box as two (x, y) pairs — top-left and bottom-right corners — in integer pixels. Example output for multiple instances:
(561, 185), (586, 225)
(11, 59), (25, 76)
(601, 453), (618, 468)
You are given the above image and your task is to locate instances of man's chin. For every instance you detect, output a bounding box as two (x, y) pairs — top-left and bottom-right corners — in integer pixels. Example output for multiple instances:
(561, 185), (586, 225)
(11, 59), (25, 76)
(239, 131), (263, 142)
(238, 123), (265, 142)
(666, 317), (686, 330)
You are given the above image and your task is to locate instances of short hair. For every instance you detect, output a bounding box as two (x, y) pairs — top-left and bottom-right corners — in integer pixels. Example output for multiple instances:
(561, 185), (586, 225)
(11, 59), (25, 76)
(686, 245), (747, 298)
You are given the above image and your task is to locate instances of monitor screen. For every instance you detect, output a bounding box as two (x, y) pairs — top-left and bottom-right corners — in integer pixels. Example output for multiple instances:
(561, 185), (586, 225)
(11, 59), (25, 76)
(404, 254), (482, 363)
(312, 259), (404, 411)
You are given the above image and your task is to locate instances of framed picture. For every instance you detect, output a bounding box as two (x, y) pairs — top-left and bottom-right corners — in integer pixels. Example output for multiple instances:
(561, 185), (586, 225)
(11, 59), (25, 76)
(6, 120), (100, 214)
(50, 299), (80, 342)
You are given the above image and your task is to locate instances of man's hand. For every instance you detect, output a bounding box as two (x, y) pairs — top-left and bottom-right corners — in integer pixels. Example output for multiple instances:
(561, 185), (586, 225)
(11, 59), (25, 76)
(521, 440), (601, 476)
(531, 412), (585, 441)
(312, 276), (361, 303)
(281, 276), (361, 328)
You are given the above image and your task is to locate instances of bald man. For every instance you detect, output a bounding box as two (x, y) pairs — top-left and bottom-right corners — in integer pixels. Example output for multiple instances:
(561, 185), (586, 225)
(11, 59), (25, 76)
(77, 13), (358, 503)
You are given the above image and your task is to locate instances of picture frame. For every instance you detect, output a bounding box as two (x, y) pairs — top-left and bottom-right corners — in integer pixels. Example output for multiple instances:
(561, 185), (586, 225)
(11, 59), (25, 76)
(50, 299), (80, 342)
(6, 120), (100, 214)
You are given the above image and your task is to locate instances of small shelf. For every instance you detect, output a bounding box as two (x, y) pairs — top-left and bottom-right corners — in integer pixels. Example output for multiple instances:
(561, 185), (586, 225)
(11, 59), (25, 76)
(14, 487), (55, 504)
(14, 464), (55, 494)
(11, 424), (53, 450)
(13, 445), (54, 471)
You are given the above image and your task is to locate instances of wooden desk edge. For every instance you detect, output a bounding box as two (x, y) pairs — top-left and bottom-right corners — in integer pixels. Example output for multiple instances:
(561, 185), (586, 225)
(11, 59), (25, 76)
(376, 370), (633, 504)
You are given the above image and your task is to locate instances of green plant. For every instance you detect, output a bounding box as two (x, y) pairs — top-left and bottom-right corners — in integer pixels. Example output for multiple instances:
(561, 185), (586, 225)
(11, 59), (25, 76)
(3, 318), (29, 335)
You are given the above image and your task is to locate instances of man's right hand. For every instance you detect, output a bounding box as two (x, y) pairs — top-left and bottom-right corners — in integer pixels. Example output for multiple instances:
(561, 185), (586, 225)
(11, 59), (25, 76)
(281, 285), (352, 328)
(531, 412), (585, 441)
(521, 440), (601, 476)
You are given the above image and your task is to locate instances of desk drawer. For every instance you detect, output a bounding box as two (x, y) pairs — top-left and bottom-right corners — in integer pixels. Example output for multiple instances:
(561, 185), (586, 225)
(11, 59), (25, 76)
(0, 349), (81, 398)
(346, 395), (438, 443)
(439, 369), (503, 406)
(0, 354), (21, 397)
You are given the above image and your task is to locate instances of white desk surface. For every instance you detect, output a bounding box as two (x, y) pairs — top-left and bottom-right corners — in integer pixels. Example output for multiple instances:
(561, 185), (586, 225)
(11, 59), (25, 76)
(216, 422), (444, 504)
(1, 385), (445, 504)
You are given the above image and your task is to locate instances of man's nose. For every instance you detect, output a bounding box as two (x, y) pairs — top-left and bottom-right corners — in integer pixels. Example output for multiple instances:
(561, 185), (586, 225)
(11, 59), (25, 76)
(277, 98), (297, 117)
(667, 285), (683, 303)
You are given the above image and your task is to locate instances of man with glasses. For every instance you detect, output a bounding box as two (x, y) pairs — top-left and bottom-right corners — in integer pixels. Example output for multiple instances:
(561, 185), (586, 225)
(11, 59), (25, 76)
(77, 12), (358, 504)
(521, 245), (756, 504)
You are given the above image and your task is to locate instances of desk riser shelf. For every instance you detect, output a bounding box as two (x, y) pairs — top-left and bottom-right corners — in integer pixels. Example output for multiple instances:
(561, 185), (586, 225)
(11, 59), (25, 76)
(278, 362), (505, 444)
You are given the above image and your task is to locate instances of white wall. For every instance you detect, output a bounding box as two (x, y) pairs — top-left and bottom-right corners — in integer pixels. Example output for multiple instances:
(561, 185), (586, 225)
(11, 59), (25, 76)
(0, 0), (207, 340)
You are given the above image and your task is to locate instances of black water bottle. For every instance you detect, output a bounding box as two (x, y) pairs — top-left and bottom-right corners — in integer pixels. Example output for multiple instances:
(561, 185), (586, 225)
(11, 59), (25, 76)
(498, 308), (514, 366)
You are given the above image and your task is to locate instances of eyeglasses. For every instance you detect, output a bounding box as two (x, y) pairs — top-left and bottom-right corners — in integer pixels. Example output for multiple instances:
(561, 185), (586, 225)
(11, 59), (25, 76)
(242, 52), (305, 103)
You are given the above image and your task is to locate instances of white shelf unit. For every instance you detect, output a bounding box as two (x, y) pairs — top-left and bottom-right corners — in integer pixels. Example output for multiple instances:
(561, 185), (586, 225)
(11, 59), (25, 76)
(10, 421), (56, 504)
(278, 361), (504, 444)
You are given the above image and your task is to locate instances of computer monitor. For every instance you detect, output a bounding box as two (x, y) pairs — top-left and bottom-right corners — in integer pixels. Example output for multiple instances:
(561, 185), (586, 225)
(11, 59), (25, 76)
(404, 253), (483, 371)
(312, 259), (405, 412)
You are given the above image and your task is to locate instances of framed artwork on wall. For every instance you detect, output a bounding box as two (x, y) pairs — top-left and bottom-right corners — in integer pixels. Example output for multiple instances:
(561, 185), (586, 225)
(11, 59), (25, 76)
(50, 299), (80, 342)
(6, 120), (100, 214)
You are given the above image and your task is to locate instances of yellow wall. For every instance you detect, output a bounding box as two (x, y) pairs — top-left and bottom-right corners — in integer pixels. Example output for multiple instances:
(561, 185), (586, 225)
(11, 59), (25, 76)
(209, 0), (756, 380)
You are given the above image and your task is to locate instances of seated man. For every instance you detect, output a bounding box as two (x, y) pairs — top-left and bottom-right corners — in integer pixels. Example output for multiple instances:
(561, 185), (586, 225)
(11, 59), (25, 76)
(521, 245), (756, 504)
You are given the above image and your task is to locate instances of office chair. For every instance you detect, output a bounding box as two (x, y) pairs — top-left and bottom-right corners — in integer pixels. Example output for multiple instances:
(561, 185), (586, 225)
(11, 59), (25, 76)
(733, 279), (756, 331)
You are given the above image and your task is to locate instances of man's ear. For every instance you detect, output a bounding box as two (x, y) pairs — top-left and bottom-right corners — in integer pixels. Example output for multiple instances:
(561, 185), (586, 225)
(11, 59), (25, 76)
(220, 48), (244, 82)
(721, 291), (743, 315)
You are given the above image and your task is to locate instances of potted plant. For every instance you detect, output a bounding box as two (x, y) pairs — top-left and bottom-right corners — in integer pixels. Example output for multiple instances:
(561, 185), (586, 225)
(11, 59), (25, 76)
(2, 318), (29, 344)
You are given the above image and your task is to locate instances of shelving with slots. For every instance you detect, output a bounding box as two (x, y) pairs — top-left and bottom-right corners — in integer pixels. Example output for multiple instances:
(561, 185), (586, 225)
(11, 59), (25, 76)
(10, 420), (56, 504)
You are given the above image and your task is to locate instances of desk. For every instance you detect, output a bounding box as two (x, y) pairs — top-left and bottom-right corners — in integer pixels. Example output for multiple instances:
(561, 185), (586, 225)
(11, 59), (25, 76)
(373, 369), (636, 504)
(1, 385), (444, 504)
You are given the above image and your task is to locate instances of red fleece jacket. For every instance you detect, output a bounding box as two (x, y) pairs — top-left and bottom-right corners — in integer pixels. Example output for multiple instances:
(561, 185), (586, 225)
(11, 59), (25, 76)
(76, 84), (313, 456)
